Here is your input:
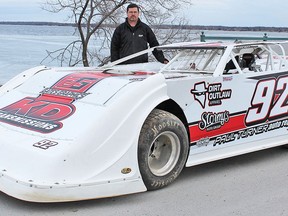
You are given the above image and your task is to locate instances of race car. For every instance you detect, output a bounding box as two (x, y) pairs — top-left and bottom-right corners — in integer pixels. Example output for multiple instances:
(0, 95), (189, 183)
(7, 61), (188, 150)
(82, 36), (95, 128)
(0, 41), (287, 202)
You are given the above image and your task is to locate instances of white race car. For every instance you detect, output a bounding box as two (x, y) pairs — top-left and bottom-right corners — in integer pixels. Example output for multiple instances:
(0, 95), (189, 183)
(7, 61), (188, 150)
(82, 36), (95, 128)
(0, 41), (287, 202)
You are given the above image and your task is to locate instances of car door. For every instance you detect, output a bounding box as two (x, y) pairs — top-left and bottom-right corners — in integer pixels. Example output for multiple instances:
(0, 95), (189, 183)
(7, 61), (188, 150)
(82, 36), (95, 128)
(185, 45), (287, 163)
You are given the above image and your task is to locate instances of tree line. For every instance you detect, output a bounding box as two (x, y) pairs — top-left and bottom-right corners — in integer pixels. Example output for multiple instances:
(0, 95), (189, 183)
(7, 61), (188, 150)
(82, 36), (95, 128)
(1, 21), (288, 32)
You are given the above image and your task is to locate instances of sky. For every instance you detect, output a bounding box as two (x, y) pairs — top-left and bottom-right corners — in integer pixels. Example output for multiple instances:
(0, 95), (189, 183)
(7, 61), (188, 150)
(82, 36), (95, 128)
(0, 0), (287, 27)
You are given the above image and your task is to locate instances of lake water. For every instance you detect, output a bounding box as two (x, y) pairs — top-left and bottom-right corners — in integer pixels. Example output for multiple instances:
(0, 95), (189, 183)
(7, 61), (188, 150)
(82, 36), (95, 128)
(1, 24), (288, 84)
(0, 24), (78, 84)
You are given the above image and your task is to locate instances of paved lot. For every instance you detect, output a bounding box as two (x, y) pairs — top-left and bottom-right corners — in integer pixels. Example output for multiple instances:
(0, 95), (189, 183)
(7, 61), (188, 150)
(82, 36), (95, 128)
(1, 146), (288, 216)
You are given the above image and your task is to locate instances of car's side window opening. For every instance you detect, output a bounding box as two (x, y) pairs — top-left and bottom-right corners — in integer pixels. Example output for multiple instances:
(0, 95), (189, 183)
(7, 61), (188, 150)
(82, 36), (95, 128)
(224, 53), (260, 74)
(223, 45), (281, 74)
(163, 48), (224, 74)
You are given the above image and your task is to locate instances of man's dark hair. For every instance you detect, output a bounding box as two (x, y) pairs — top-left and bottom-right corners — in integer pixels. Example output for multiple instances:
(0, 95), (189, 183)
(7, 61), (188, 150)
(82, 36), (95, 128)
(127, 3), (139, 12)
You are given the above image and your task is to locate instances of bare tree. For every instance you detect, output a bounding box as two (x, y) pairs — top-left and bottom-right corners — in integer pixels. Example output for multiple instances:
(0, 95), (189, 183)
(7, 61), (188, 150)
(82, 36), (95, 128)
(42, 0), (195, 67)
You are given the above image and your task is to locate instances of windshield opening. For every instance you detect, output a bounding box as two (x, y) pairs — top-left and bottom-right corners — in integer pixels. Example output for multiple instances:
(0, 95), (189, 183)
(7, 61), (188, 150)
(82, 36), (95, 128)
(161, 48), (225, 73)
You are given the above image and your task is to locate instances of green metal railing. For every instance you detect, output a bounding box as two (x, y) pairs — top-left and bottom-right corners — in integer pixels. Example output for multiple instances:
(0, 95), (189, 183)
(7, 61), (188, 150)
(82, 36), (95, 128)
(200, 32), (288, 42)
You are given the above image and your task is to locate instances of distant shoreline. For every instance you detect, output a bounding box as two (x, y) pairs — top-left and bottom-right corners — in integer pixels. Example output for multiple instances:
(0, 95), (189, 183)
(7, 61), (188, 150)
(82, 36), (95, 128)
(0, 21), (288, 32)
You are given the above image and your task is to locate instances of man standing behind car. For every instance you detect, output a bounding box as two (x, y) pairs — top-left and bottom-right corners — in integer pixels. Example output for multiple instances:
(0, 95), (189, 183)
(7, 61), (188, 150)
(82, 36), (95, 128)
(110, 3), (168, 64)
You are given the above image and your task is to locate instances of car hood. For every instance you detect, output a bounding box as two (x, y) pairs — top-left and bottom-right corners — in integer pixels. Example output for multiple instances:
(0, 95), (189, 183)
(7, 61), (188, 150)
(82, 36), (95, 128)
(0, 66), (159, 134)
(0, 66), (167, 185)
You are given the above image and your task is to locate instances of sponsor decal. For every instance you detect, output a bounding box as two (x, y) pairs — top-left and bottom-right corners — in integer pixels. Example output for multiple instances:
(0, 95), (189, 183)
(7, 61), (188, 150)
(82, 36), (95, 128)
(214, 118), (288, 146)
(129, 77), (146, 82)
(0, 72), (105, 133)
(199, 111), (230, 131)
(189, 112), (246, 144)
(223, 76), (233, 82)
(196, 137), (210, 147)
(33, 139), (58, 150)
(40, 88), (90, 100)
(0, 71), (154, 133)
(207, 83), (232, 106)
(191, 82), (232, 108)
(0, 110), (62, 132)
(191, 82), (207, 108)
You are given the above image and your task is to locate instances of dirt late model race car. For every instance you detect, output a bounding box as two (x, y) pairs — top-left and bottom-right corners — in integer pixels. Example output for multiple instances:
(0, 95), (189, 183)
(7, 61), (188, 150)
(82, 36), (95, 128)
(0, 41), (287, 202)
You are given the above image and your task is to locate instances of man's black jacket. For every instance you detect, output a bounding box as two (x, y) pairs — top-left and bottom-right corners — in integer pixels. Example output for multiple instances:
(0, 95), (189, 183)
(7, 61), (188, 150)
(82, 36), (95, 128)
(110, 18), (166, 64)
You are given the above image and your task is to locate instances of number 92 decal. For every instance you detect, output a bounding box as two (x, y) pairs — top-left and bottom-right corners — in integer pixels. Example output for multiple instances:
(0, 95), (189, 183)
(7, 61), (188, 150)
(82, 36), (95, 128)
(245, 75), (288, 126)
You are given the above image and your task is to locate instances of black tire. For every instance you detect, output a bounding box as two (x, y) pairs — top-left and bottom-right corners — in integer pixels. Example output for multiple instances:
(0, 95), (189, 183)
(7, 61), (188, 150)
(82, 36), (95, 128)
(138, 109), (189, 190)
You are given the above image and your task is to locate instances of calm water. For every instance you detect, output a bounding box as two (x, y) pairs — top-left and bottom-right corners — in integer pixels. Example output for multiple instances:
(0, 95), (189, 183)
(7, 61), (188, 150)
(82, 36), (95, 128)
(0, 24), (78, 84)
(1, 24), (288, 84)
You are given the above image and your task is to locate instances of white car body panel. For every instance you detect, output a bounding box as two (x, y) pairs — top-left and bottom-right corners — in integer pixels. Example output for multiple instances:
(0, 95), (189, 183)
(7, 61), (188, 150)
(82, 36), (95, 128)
(0, 41), (287, 202)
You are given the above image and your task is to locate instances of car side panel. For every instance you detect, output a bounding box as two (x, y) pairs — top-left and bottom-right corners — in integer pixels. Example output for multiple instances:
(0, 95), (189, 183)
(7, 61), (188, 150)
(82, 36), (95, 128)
(166, 70), (288, 166)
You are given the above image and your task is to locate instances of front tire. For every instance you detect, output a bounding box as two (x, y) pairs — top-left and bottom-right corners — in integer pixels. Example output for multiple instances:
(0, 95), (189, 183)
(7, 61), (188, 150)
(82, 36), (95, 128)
(138, 109), (189, 190)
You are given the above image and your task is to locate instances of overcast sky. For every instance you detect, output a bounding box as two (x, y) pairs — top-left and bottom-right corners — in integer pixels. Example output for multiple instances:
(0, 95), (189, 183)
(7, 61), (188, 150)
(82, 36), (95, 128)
(0, 0), (287, 27)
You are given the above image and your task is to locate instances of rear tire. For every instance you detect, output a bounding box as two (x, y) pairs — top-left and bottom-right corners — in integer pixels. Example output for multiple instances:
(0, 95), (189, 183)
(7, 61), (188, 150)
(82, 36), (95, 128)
(138, 109), (189, 190)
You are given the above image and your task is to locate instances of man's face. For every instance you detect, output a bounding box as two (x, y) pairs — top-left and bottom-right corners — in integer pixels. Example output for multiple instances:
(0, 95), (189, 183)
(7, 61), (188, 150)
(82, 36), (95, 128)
(127, 7), (139, 22)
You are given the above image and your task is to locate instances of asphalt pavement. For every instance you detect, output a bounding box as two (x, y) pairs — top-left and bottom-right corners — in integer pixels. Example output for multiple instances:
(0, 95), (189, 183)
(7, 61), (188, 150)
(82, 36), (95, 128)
(1, 146), (288, 216)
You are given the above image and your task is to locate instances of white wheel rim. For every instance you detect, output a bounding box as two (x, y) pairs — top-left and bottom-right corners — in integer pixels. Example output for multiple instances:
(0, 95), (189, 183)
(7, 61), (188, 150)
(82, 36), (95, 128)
(148, 131), (181, 176)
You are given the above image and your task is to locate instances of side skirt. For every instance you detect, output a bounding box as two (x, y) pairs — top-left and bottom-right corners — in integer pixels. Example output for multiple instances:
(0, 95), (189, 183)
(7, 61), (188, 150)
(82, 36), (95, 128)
(186, 134), (288, 167)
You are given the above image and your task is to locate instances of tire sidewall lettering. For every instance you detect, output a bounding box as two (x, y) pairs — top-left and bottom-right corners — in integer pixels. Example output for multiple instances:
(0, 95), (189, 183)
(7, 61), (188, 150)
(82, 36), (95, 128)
(151, 120), (180, 137)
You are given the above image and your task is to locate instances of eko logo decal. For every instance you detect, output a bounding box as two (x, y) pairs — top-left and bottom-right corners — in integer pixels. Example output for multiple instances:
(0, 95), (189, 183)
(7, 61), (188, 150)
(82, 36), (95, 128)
(0, 73), (104, 133)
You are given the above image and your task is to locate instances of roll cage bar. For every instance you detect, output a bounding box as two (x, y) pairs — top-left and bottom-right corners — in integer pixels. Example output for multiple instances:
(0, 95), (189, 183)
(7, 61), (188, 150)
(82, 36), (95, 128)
(104, 41), (288, 76)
